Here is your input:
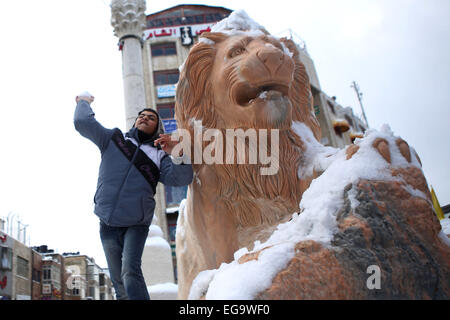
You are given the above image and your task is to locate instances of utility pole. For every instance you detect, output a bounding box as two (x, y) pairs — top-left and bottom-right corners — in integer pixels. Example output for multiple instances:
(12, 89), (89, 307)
(351, 81), (369, 128)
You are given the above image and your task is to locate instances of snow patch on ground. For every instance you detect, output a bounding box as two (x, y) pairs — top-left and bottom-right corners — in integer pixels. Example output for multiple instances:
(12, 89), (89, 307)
(147, 282), (178, 300)
(145, 224), (170, 249)
(145, 236), (170, 250)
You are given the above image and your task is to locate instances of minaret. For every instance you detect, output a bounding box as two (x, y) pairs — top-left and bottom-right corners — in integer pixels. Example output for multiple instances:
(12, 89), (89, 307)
(111, 0), (147, 130)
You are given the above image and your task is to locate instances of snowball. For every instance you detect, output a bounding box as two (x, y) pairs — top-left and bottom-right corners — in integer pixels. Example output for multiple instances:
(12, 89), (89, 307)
(78, 91), (93, 97)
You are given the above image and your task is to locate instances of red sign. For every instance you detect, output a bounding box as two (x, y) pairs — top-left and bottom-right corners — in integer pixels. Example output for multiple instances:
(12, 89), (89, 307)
(0, 276), (7, 289)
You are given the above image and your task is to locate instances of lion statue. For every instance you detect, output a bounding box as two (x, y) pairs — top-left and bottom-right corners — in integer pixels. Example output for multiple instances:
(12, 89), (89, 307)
(174, 12), (450, 299)
(174, 22), (322, 298)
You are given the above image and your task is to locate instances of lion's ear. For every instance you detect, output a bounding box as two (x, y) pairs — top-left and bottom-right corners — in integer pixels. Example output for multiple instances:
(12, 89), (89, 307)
(199, 32), (228, 44)
(279, 37), (300, 60)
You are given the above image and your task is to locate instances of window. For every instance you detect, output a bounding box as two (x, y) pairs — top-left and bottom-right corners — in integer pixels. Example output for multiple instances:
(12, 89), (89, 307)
(157, 103), (175, 120)
(51, 265), (61, 283)
(87, 265), (95, 281)
(165, 185), (188, 207)
(214, 13), (225, 21)
(0, 246), (12, 270)
(150, 19), (164, 28)
(194, 15), (204, 23)
(72, 288), (79, 296)
(100, 293), (105, 300)
(17, 256), (29, 278)
(185, 16), (195, 24)
(99, 274), (105, 286)
(43, 267), (51, 280)
(151, 42), (177, 57)
(174, 17), (183, 25)
(314, 105), (320, 116)
(147, 10), (230, 28)
(165, 18), (175, 26)
(32, 269), (41, 282)
(154, 70), (179, 86)
(89, 287), (95, 299)
(205, 14), (215, 23)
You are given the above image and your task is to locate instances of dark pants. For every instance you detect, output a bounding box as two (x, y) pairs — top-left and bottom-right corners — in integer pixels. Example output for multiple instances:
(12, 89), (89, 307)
(99, 221), (150, 300)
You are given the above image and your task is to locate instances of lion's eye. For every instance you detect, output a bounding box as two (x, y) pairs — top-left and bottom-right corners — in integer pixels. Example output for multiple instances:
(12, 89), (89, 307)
(229, 47), (245, 58)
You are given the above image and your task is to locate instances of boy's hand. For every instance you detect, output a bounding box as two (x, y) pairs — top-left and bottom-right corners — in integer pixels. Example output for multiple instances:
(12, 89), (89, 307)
(154, 134), (183, 156)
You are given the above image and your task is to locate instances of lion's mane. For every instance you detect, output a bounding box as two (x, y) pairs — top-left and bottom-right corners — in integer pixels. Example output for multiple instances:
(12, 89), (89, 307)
(175, 32), (321, 227)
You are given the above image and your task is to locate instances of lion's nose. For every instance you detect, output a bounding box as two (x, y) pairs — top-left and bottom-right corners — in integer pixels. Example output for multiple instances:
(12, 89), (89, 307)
(256, 46), (285, 75)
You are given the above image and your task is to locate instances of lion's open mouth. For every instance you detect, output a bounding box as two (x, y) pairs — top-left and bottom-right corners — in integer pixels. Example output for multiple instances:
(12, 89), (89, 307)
(235, 82), (290, 107)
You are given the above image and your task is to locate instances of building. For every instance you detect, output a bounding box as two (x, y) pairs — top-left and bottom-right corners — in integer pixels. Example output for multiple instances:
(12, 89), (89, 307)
(62, 253), (88, 299)
(30, 249), (42, 300)
(111, 2), (368, 284)
(277, 29), (368, 149)
(0, 228), (33, 300)
(0, 226), (111, 300)
(63, 253), (114, 300)
(12, 237), (32, 300)
(0, 229), (13, 300)
(99, 268), (115, 300)
(86, 257), (101, 300)
(38, 248), (64, 300)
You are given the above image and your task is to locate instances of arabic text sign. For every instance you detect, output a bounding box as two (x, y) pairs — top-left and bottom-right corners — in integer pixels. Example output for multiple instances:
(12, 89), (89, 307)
(157, 84), (176, 98)
(162, 119), (177, 134)
(143, 23), (215, 40)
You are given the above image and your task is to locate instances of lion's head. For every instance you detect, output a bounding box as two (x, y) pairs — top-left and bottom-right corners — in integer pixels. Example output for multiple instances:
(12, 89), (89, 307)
(176, 32), (321, 137)
(175, 31), (322, 226)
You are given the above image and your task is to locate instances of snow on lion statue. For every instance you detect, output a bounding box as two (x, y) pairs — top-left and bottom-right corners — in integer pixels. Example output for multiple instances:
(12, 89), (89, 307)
(174, 11), (450, 299)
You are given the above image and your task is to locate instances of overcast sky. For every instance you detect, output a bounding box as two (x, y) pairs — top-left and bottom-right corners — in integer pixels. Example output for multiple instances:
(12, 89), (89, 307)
(0, 0), (448, 268)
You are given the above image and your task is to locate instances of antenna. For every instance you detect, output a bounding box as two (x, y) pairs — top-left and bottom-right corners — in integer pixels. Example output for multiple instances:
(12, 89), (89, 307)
(351, 81), (369, 128)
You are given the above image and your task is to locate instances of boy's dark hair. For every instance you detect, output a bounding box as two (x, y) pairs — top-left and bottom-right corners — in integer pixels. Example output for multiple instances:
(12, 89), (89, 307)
(132, 108), (160, 128)
(138, 108), (159, 118)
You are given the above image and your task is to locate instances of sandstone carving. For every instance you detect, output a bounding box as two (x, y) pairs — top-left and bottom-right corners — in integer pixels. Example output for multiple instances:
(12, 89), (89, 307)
(174, 11), (450, 299)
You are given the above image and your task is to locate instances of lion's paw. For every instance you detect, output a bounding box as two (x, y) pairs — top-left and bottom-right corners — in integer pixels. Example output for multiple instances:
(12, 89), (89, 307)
(346, 135), (422, 168)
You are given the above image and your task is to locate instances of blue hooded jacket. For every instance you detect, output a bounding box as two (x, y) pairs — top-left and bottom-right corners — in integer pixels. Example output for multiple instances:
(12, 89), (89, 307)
(74, 100), (193, 227)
